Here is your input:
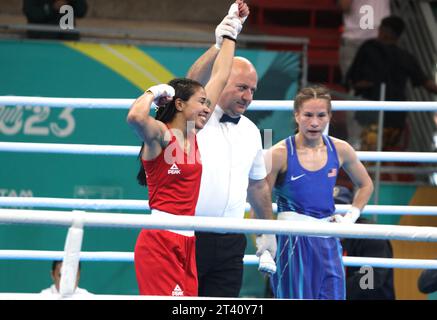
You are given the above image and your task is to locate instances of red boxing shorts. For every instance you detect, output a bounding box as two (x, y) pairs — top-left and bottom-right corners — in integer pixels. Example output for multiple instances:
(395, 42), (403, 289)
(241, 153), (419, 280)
(134, 228), (197, 296)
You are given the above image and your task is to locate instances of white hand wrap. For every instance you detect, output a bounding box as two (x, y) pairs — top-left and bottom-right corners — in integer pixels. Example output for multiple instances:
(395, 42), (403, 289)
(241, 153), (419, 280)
(255, 234), (277, 258)
(228, 3), (248, 24)
(258, 251), (277, 275)
(333, 206), (361, 224)
(214, 2), (247, 49)
(215, 15), (239, 49)
(146, 84), (175, 104)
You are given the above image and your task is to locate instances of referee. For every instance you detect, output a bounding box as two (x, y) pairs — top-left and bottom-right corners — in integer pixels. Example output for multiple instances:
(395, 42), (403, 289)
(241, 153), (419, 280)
(187, 1), (276, 297)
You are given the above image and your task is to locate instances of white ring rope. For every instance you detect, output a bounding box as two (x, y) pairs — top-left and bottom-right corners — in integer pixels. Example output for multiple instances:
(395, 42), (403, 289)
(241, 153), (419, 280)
(1, 250), (437, 269)
(0, 96), (134, 109)
(1, 197), (437, 216)
(0, 250), (134, 262)
(0, 197), (150, 211)
(0, 142), (139, 156)
(2, 208), (437, 242)
(2, 141), (437, 162)
(2, 96), (437, 111)
(249, 100), (437, 112)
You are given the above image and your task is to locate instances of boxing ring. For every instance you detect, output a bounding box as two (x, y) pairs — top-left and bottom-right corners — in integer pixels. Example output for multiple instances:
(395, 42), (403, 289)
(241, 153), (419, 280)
(1, 96), (437, 299)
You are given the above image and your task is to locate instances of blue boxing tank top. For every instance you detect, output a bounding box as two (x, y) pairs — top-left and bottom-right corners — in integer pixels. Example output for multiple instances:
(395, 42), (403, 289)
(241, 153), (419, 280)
(274, 135), (340, 219)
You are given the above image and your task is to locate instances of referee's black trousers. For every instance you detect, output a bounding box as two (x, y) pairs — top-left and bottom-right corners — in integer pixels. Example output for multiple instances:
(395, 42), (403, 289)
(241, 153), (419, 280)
(195, 232), (247, 297)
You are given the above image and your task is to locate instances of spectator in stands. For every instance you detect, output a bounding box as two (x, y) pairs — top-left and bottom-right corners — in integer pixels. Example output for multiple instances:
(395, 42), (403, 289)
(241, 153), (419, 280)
(40, 260), (93, 296)
(346, 15), (437, 151)
(418, 267), (437, 295)
(23, 0), (88, 40)
(338, 0), (390, 83)
(336, 185), (396, 300)
(338, 0), (390, 150)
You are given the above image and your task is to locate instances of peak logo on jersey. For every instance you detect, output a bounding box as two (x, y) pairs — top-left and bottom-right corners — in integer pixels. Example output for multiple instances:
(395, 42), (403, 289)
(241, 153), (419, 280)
(172, 284), (184, 296)
(328, 168), (337, 177)
(168, 163), (181, 175)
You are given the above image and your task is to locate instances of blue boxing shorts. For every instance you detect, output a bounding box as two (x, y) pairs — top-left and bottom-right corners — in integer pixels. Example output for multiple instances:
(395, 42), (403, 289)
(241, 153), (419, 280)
(270, 212), (345, 300)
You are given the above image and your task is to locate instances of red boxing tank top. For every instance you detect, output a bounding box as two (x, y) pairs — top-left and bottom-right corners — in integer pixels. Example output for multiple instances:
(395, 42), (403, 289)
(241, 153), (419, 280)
(142, 130), (202, 216)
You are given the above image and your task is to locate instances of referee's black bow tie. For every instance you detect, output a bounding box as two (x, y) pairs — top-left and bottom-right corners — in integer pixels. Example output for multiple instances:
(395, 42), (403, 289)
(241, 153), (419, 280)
(219, 113), (241, 124)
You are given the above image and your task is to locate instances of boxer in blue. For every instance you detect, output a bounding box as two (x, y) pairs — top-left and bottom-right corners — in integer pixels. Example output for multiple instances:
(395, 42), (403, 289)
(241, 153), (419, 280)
(264, 85), (373, 299)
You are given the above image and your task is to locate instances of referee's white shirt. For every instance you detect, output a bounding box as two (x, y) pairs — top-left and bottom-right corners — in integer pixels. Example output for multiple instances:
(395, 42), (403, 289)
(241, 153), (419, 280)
(195, 106), (266, 219)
